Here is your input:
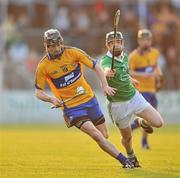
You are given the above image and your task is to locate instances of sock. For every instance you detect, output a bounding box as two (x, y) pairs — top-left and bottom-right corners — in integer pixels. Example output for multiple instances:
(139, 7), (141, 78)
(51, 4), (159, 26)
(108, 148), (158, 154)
(116, 153), (127, 165)
(141, 120), (149, 128)
(127, 149), (135, 159)
(131, 120), (139, 130)
(142, 138), (148, 146)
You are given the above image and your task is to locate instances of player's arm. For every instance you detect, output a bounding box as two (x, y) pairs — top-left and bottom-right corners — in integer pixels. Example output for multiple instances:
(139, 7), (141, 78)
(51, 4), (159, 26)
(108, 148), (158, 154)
(75, 49), (117, 96)
(34, 66), (62, 107)
(94, 63), (117, 96)
(155, 66), (163, 77)
(154, 65), (164, 91)
(129, 76), (139, 88)
(35, 88), (60, 104)
(100, 59), (116, 78)
(104, 68), (116, 78)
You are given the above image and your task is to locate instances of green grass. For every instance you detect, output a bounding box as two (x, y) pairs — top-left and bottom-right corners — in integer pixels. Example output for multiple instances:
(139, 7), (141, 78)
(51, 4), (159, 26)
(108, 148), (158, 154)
(0, 124), (180, 178)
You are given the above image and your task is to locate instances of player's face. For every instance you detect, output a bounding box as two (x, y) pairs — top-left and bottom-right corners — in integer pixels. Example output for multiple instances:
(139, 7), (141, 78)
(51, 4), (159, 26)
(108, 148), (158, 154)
(138, 38), (152, 50)
(107, 40), (124, 56)
(45, 41), (63, 58)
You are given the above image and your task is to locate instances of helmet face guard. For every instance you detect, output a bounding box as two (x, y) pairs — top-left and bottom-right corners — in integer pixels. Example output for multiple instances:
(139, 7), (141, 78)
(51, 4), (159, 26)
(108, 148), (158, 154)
(137, 29), (152, 39)
(106, 31), (124, 44)
(44, 29), (63, 46)
(137, 29), (152, 51)
(44, 29), (63, 59)
(106, 31), (124, 56)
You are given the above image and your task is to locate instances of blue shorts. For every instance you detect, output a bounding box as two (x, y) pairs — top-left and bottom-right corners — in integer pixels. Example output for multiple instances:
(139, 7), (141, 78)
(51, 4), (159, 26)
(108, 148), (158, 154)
(141, 92), (158, 109)
(63, 97), (105, 128)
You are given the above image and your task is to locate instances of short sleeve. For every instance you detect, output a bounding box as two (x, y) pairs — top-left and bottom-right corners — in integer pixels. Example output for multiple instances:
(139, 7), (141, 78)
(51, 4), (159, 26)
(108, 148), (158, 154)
(74, 48), (97, 69)
(35, 64), (47, 90)
(100, 57), (111, 69)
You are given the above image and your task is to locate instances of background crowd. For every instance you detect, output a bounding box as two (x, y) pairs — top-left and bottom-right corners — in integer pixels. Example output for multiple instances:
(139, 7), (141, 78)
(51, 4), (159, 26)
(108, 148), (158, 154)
(0, 0), (180, 90)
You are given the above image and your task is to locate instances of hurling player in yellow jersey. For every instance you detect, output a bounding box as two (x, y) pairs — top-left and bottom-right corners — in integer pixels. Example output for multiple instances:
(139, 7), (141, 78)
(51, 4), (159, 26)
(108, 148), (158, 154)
(129, 29), (163, 149)
(34, 29), (134, 168)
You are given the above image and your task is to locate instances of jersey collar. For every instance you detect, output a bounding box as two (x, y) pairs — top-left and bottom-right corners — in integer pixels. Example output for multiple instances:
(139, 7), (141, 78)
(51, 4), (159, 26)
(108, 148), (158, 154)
(106, 51), (124, 62)
(137, 47), (152, 55)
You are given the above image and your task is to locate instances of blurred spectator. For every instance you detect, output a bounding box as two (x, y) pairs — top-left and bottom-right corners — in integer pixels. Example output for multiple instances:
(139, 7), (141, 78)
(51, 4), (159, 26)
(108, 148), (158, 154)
(166, 46), (180, 89)
(0, 0), (179, 90)
(0, 24), (5, 55)
(171, 0), (180, 9)
(16, 11), (30, 29)
(93, 0), (109, 29)
(8, 41), (29, 64)
(70, 7), (90, 50)
(72, 7), (90, 34)
(52, 6), (70, 34)
(152, 3), (178, 47)
(1, 14), (19, 49)
(25, 48), (39, 75)
(122, 6), (139, 50)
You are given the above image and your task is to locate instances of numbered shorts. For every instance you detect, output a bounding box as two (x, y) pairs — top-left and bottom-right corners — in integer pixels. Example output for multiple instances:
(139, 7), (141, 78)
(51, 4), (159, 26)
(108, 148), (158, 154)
(108, 90), (150, 129)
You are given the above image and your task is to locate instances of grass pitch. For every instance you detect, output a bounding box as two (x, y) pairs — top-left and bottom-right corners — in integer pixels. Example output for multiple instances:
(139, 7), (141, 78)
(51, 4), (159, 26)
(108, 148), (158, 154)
(0, 124), (179, 178)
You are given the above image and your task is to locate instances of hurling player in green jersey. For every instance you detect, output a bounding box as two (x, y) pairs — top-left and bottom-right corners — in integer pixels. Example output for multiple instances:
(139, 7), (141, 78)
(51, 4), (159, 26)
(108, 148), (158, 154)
(100, 31), (164, 167)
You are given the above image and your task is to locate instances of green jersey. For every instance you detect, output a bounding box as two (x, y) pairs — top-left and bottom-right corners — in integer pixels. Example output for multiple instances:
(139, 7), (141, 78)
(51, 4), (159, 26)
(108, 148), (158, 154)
(100, 51), (136, 102)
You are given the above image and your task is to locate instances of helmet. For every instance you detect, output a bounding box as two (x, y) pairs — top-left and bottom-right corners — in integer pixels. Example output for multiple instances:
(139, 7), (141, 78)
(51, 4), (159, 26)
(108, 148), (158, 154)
(106, 31), (123, 43)
(137, 29), (152, 39)
(44, 29), (63, 46)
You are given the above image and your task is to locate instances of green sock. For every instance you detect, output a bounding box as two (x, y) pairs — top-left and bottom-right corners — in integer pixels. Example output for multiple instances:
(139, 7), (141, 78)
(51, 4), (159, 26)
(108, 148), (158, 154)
(127, 150), (135, 159)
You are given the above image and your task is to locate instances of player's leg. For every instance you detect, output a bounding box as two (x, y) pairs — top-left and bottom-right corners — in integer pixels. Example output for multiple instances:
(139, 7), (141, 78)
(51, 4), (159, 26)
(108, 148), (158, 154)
(119, 125), (133, 154)
(131, 118), (140, 130)
(63, 101), (134, 168)
(140, 93), (158, 149)
(117, 120), (141, 167)
(87, 104), (109, 139)
(80, 120), (134, 168)
(133, 91), (163, 130)
(142, 130), (150, 149)
(108, 100), (140, 167)
(137, 105), (163, 128)
(95, 122), (109, 139)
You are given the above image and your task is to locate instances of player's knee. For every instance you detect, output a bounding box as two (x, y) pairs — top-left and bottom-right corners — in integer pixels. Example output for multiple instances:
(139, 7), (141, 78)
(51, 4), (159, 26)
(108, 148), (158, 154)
(102, 131), (109, 139)
(155, 118), (164, 128)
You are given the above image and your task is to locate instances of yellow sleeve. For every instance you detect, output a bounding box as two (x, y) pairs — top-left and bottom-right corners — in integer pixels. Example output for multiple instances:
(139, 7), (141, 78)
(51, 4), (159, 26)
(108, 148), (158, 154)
(128, 52), (136, 71)
(74, 48), (97, 69)
(35, 64), (47, 90)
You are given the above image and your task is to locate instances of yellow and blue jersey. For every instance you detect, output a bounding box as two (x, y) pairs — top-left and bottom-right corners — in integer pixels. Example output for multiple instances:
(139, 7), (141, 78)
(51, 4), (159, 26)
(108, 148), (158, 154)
(128, 48), (159, 93)
(35, 46), (96, 109)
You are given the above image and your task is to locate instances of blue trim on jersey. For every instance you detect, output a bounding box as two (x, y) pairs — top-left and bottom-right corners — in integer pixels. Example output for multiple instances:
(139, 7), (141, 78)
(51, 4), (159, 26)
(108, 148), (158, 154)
(51, 64), (82, 88)
(141, 92), (157, 109)
(135, 66), (154, 73)
(63, 97), (103, 123)
(93, 61), (97, 68)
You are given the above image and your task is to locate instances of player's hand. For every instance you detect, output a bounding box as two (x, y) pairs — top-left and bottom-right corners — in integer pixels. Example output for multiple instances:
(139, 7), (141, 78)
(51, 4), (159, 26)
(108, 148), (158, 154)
(102, 85), (117, 96)
(155, 75), (164, 91)
(50, 97), (62, 107)
(104, 69), (116, 79)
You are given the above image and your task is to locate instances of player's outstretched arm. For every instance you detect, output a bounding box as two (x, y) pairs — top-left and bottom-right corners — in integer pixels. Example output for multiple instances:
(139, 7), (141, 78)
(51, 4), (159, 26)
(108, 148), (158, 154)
(94, 64), (117, 96)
